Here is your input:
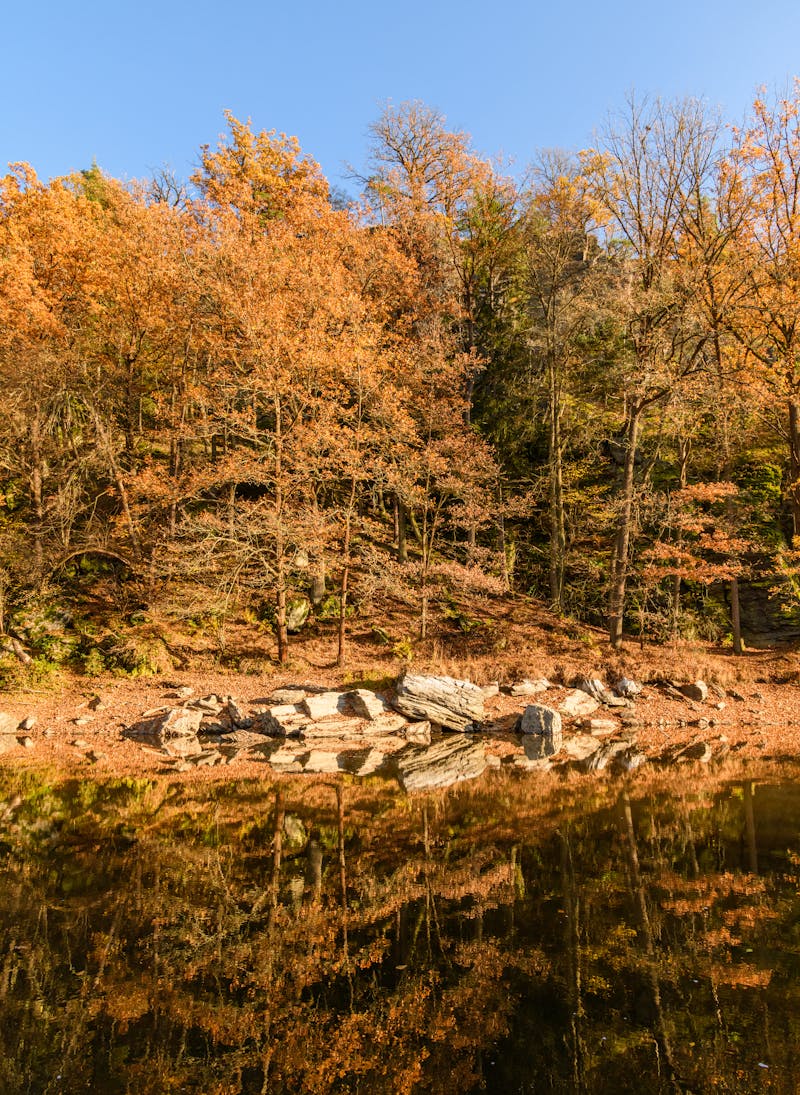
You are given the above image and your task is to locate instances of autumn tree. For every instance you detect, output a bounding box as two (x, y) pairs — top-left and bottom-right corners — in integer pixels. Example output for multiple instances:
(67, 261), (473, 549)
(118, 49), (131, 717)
(0, 166), (103, 590)
(517, 153), (602, 610)
(727, 82), (800, 541)
(583, 94), (722, 647)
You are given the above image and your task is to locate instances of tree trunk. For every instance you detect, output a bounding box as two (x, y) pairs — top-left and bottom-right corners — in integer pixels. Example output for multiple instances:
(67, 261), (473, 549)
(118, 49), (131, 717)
(608, 406), (641, 648)
(273, 395), (288, 665)
(548, 353), (566, 612)
(168, 436), (180, 539)
(29, 414), (45, 583)
(311, 557), (326, 605)
(498, 484), (512, 593)
(670, 437), (691, 644)
(789, 400), (800, 540)
(730, 575), (743, 655)
(396, 498), (408, 563)
(337, 479), (357, 668)
(89, 407), (142, 563)
(275, 578), (288, 665)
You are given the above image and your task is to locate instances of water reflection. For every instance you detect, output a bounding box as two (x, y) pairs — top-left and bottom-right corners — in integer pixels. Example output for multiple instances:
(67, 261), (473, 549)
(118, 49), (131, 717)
(1, 768), (799, 1093)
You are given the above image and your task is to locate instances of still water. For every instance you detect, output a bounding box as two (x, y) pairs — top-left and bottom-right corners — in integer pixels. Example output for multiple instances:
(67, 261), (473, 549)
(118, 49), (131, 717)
(1, 767), (798, 1094)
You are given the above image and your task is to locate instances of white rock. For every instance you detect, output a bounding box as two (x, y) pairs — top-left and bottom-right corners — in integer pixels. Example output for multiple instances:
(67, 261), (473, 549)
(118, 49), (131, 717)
(128, 707), (203, 746)
(340, 748), (388, 776)
(361, 713), (409, 736)
(302, 692), (349, 720)
(348, 689), (389, 720)
(258, 704), (308, 736)
(510, 678), (551, 697)
(512, 755), (553, 772)
(559, 690), (600, 718)
(394, 736), (486, 792)
(578, 678), (607, 700)
(298, 718), (365, 739)
(264, 745), (305, 769)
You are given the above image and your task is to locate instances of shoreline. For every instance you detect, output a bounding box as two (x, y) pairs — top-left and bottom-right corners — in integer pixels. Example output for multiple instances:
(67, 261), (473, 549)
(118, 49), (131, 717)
(1, 652), (799, 783)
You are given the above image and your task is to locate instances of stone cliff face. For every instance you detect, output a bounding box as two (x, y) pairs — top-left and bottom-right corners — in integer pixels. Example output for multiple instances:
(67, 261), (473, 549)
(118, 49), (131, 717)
(738, 575), (800, 648)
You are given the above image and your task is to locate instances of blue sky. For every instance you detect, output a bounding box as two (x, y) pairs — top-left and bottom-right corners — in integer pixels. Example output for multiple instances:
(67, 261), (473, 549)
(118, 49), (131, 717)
(4, 0), (800, 193)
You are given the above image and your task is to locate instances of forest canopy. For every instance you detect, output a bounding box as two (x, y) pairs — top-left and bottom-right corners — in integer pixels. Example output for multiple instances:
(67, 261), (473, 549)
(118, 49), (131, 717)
(3, 87), (800, 671)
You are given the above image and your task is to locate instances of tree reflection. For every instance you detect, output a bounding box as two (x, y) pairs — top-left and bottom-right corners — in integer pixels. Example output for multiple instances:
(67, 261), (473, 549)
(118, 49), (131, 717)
(1, 768), (800, 1092)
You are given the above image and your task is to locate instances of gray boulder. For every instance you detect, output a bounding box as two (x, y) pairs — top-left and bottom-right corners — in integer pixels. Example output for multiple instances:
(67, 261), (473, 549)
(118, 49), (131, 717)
(679, 680), (709, 703)
(127, 708), (203, 754)
(519, 704), (563, 758)
(510, 678), (551, 697)
(559, 690), (600, 718)
(268, 687), (308, 705)
(286, 597), (310, 633)
(615, 677), (642, 698)
(393, 674), (484, 732)
(0, 713), (18, 735)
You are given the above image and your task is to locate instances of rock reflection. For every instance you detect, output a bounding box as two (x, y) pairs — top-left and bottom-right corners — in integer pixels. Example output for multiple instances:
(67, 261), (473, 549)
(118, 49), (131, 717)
(1, 768), (800, 1092)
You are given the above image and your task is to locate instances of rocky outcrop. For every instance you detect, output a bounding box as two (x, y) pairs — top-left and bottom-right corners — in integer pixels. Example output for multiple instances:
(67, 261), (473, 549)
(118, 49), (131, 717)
(105, 668), (727, 785)
(393, 674), (485, 731)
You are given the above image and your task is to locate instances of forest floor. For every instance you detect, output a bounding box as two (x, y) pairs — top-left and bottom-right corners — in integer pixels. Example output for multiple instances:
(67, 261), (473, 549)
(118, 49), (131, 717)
(1, 590), (799, 782)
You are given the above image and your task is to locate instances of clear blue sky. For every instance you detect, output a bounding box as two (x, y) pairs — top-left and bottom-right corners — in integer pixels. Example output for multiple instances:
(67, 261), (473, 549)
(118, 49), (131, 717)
(3, 0), (800, 193)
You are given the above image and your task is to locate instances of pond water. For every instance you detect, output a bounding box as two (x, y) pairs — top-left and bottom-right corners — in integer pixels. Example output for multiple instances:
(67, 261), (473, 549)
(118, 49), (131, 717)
(1, 767), (799, 1094)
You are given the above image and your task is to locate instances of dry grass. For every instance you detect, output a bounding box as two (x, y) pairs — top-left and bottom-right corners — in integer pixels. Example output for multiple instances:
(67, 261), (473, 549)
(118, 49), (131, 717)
(92, 586), (800, 690)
